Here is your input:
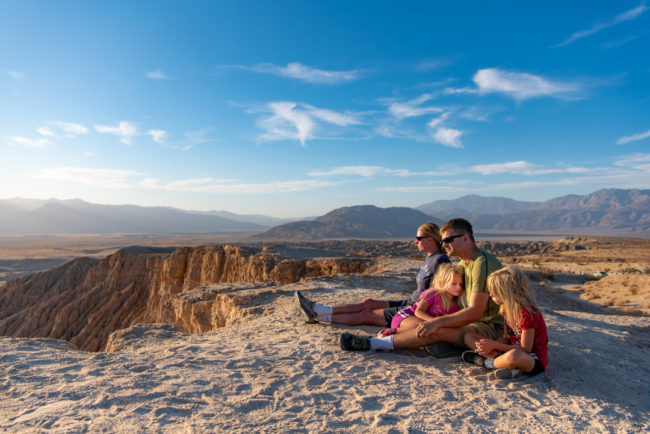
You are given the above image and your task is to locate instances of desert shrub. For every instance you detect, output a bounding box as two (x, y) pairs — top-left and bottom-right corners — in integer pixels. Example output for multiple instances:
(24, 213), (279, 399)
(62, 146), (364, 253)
(629, 285), (638, 295)
(621, 266), (640, 274)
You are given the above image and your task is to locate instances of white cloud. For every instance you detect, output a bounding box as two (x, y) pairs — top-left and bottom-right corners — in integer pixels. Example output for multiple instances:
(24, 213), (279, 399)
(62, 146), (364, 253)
(433, 127), (463, 148)
(36, 122), (88, 139)
(95, 121), (138, 145)
(249, 62), (362, 84)
(7, 136), (52, 148)
(148, 129), (167, 144)
(303, 105), (362, 126)
(53, 121), (88, 136)
(472, 68), (581, 101)
(614, 153), (650, 171)
(256, 102), (361, 145)
(386, 93), (442, 120)
(37, 127), (56, 137)
(617, 129), (650, 145)
(139, 177), (339, 194)
(258, 102), (315, 146)
(471, 160), (589, 176)
(146, 69), (169, 79)
(553, 3), (649, 48)
(308, 166), (427, 177)
(34, 167), (142, 189)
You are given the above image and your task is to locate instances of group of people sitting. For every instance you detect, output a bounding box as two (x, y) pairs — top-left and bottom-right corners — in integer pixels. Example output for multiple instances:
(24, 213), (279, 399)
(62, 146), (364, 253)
(295, 218), (548, 380)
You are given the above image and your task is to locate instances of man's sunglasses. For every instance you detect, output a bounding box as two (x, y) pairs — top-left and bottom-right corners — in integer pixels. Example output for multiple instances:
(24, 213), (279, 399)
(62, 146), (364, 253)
(441, 233), (465, 244)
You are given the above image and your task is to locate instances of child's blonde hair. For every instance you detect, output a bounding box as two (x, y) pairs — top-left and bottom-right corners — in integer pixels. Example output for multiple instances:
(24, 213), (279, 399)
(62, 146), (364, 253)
(487, 266), (539, 328)
(431, 263), (464, 311)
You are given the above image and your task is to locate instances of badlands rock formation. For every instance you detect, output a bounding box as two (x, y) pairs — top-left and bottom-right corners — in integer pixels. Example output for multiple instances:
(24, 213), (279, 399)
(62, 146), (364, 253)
(0, 245), (373, 352)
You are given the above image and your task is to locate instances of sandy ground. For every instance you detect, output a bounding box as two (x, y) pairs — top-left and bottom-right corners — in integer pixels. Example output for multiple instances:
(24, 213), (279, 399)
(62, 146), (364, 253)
(1, 258), (648, 432)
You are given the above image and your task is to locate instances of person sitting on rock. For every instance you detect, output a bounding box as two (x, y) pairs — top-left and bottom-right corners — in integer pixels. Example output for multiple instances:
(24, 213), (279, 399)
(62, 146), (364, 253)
(295, 222), (450, 328)
(338, 218), (504, 355)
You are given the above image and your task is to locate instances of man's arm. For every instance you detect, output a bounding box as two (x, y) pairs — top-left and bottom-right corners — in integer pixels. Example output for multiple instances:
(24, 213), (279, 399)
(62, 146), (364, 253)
(416, 291), (489, 338)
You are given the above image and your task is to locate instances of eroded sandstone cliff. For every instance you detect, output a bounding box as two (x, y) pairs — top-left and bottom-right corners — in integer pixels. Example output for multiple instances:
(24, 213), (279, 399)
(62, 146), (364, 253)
(0, 245), (373, 352)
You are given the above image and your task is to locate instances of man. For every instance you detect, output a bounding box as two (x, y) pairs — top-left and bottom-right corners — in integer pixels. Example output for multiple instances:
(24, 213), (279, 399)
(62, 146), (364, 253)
(339, 218), (504, 353)
(295, 222), (450, 328)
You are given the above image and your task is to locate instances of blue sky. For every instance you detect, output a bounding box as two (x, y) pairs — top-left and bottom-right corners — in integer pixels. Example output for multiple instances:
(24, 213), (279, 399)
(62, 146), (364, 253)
(1, 1), (649, 217)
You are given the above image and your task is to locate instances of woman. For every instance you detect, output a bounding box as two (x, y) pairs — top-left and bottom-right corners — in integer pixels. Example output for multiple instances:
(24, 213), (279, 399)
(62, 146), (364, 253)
(295, 222), (450, 327)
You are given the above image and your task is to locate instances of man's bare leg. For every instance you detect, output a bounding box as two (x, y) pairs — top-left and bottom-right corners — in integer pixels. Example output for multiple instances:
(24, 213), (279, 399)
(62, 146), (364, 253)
(331, 299), (390, 314)
(392, 327), (461, 349)
(331, 308), (388, 326)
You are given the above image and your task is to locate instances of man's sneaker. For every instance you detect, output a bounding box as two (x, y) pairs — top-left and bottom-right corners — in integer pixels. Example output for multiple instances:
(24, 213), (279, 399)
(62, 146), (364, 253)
(462, 350), (487, 367)
(495, 368), (525, 380)
(339, 333), (370, 351)
(377, 328), (397, 337)
(294, 291), (318, 323)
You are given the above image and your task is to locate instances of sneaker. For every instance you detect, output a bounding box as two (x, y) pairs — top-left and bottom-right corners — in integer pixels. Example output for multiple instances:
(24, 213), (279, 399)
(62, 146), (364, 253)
(495, 368), (525, 380)
(339, 333), (370, 351)
(377, 328), (397, 337)
(462, 350), (487, 367)
(294, 291), (317, 323)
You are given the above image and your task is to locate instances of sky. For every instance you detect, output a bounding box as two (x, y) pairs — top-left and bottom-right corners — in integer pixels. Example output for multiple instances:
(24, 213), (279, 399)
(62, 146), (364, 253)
(1, 1), (649, 218)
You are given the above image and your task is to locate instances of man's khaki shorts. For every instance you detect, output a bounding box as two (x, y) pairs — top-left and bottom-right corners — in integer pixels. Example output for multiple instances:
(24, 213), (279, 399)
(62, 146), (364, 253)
(458, 322), (504, 345)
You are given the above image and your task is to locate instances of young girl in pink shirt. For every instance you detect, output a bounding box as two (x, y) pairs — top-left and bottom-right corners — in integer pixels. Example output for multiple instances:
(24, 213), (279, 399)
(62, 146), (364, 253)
(378, 263), (462, 336)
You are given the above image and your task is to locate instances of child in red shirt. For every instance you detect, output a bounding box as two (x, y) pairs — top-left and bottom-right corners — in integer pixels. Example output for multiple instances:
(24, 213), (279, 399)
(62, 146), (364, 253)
(461, 266), (548, 379)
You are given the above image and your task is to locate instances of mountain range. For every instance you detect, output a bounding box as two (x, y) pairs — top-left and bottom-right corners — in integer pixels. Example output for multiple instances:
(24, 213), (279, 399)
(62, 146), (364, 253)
(0, 188), (648, 237)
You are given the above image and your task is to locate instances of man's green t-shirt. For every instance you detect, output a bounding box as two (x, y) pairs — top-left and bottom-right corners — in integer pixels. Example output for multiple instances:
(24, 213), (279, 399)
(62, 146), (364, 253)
(459, 250), (504, 326)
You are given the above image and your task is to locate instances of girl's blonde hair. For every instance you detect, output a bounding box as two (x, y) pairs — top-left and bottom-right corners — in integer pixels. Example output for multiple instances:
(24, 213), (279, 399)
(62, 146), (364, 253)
(487, 266), (539, 328)
(431, 263), (464, 311)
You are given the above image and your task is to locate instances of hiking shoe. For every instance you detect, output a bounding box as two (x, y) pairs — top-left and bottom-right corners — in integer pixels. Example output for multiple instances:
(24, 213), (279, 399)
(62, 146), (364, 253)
(462, 350), (487, 367)
(425, 342), (466, 358)
(294, 291), (317, 323)
(339, 333), (370, 351)
(377, 328), (397, 337)
(495, 368), (525, 380)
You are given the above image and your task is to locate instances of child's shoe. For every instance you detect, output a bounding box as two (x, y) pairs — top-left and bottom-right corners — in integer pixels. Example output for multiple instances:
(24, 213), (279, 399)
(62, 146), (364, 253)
(461, 350), (487, 367)
(495, 368), (525, 380)
(377, 328), (397, 337)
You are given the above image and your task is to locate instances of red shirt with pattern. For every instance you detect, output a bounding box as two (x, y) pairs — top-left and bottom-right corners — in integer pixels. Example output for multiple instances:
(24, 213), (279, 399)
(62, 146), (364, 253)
(504, 307), (548, 368)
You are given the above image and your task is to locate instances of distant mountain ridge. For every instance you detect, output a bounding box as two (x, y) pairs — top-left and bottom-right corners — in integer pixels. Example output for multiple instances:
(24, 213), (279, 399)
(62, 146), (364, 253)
(415, 188), (649, 236)
(0, 199), (267, 234)
(259, 205), (440, 240)
(1, 188), (648, 237)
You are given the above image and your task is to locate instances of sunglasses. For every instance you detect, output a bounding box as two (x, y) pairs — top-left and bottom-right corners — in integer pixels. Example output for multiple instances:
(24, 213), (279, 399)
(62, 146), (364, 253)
(415, 235), (430, 241)
(441, 233), (465, 244)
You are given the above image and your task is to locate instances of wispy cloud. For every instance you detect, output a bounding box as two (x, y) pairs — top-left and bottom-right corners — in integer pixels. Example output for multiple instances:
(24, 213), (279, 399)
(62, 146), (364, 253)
(308, 165), (434, 177)
(95, 121), (138, 145)
(34, 167), (142, 189)
(38, 121), (89, 138)
(146, 69), (170, 80)
(471, 160), (588, 176)
(469, 68), (582, 101)
(617, 128), (650, 145)
(614, 152), (650, 171)
(139, 177), (340, 194)
(256, 102), (361, 145)
(245, 62), (362, 84)
(385, 93), (442, 120)
(148, 129), (167, 144)
(553, 3), (649, 48)
(258, 102), (315, 145)
(7, 136), (53, 148)
(433, 127), (463, 148)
